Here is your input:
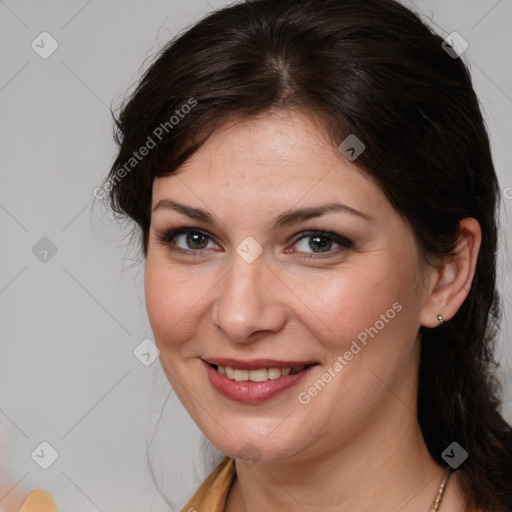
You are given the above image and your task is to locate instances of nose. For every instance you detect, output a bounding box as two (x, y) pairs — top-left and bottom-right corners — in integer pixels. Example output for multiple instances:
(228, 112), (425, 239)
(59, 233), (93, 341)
(211, 251), (287, 343)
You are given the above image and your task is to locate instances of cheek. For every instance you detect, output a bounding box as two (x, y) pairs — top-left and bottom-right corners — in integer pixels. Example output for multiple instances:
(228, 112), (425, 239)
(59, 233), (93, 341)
(144, 259), (208, 349)
(299, 262), (413, 355)
(295, 268), (419, 425)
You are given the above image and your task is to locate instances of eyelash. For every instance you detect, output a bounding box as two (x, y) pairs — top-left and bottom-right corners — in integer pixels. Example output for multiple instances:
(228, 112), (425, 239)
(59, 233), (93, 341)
(155, 226), (354, 259)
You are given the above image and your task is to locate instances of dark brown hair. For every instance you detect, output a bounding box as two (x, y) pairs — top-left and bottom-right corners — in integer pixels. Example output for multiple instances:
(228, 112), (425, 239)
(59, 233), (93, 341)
(104, 0), (512, 509)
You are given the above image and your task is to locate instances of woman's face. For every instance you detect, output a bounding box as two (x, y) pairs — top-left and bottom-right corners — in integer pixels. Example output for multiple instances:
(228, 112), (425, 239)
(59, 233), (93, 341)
(145, 110), (433, 463)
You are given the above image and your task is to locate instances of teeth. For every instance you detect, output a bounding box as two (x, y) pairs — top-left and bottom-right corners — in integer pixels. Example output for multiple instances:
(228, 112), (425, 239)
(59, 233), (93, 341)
(268, 368), (281, 380)
(233, 369), (249, 381)
(216, 365), (308, 381)
(249, 368), (269, 382)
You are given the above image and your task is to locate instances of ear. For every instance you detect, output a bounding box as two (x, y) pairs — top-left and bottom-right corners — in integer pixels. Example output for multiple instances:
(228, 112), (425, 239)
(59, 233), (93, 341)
(419, 218), (482, 328)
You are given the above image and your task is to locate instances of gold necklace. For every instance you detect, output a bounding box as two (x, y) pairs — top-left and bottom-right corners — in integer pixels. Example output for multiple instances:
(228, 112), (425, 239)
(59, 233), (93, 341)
(429, 468), (452, 511)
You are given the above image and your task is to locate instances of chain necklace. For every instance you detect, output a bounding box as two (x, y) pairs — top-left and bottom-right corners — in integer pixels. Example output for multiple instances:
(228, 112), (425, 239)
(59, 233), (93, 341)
(429, 468), (453, 511)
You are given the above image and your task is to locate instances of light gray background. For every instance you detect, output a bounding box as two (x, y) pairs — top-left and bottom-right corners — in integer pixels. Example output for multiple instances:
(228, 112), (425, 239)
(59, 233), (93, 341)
(1, 1), (511, 511)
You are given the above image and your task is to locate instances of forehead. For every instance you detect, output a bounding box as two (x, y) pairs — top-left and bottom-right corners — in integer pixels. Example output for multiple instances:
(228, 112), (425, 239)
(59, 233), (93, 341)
(153, 110), (376, 197)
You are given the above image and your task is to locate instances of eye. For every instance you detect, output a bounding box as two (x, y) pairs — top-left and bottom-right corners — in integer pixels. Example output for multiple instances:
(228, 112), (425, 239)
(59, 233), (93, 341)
(288, 231), (353, 258)
(155, 226), (354, 258)
(155, 227), (218, 254)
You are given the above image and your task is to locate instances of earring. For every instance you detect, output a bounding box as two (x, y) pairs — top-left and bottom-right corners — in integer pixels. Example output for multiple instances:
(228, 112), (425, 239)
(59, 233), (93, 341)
(437, 314), (445, 325)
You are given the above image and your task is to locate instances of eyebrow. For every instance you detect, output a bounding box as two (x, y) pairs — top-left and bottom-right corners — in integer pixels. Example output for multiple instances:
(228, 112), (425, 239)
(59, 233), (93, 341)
(151, 199), (373, 229)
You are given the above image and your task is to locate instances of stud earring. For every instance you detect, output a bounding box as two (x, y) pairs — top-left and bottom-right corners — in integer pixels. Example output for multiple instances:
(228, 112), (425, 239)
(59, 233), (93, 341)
(437, 314), (445, 325)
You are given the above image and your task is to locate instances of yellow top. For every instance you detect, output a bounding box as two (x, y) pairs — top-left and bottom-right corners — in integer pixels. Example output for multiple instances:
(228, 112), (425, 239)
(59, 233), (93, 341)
(18, 458), (236, 512)
(180, 457), (236, 512)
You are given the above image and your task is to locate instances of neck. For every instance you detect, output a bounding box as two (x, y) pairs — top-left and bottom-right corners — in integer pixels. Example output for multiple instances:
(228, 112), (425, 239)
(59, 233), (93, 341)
(226, 392), (450, 512)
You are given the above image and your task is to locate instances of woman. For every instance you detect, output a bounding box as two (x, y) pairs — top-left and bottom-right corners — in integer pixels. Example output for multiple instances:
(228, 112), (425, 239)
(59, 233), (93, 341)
(20, 0), (512, 510)
(106, 0), (512, 510)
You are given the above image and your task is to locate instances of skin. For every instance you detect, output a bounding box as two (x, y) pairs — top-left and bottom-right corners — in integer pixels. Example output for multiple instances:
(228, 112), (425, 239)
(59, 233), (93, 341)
(144, 109), (481, 512)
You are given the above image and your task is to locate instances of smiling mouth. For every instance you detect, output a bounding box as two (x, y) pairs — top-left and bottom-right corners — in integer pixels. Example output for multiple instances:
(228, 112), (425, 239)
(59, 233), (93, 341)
(208, 363), (316, 382)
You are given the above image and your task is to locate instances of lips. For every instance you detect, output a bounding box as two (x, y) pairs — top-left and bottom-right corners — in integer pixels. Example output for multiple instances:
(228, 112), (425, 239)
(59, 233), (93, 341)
(202, 358), (318, 403)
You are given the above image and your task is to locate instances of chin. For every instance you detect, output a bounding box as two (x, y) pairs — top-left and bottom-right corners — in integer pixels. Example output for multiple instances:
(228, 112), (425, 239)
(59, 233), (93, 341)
(203, 422), (314, 465)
